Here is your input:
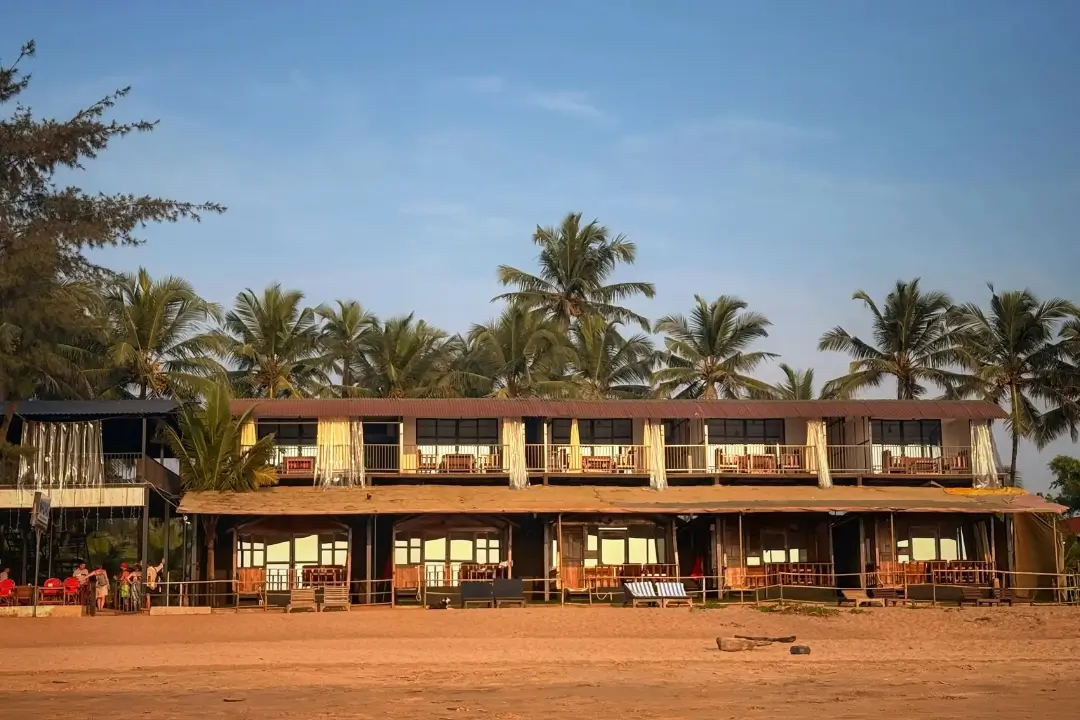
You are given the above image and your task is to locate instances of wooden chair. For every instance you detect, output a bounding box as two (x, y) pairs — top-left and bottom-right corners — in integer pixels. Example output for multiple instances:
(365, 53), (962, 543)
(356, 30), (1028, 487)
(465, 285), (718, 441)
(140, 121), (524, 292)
(998, 587), (1034, 606)
(0, 579), (15, 606)
(959, 586), (997, 607)
(320, 585), (350, 612)
(286, 587), (317, 613)
(492, 578), (526, 608)
(416, 449), (438, 473)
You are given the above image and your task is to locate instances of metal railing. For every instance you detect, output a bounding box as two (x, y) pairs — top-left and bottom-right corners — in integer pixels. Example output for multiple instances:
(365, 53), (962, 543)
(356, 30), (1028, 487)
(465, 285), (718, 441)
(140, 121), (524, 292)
(525, 444), (648, 473)
(710, 445), (814, 474)
(827, 445), (973, 475)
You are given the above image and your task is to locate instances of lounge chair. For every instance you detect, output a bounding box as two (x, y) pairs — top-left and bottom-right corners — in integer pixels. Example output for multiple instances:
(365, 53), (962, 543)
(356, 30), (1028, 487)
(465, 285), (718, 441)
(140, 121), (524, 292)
(320, 584), (350, 612)
(838, 589), (884, 607)
(959, 586), (997, 607)
(492, 578), (526, 608)
(868, 587), (903, 605)
(622, 580), (660, 608)
(460, 580), (495, 608)
(998, 587), (1034, 606)
(286, 587), (317, 613)
(655, 581), (692, 608)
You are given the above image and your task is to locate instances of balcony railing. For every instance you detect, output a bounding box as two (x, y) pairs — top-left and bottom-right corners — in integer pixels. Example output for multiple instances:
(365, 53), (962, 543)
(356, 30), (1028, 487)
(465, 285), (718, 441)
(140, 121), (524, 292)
(559, 563), (677, 591)
(827, 445), (973, 475)
(0, 453), (151, 488)
(525, 444), (648, 473)
(249, 441), (977, 478)
(254, 444), (511, 476)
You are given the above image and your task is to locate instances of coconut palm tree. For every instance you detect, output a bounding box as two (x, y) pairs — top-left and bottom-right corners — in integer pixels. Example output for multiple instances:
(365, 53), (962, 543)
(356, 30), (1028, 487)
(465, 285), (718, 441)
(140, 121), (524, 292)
(653, 295), (776, 399)
(493, 212), (656, 330)
(317, 300), (377, 396)
(566, 315), (655, 398)
(353, 314), (454, 398)
(951, 286), (1078, 486)
(750, 364), (846, 400)
(87, 268), (222, 399)
(159, 385), (276, 583)
(465, 303), (568, 398)
(214, 284), (328, 398)
(818, 278), (963, 399)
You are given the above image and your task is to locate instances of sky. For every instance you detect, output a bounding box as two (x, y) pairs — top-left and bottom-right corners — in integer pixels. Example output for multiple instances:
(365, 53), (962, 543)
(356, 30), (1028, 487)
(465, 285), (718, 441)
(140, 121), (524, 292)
(5, 1), (1079, 492)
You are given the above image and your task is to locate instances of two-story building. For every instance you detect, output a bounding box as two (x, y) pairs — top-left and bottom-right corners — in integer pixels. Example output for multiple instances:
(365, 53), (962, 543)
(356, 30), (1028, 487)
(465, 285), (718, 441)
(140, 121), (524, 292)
(176, 398), (1065, 605)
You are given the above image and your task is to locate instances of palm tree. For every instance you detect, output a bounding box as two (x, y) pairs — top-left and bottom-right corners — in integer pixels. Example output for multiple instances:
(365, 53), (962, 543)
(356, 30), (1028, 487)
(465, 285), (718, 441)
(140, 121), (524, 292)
(567, 315), (655, 398)
(354, 314), (454, 398)
(317, 300), (377, 396)
(465, 303), (567, 398)
(818, 279), (962, 399)
(214, 284), (328, 398)
(750, 364), (846, 400)
(159, 385), (276, 583)
(494, 212), (656, 330)
(88, 268), (222, 399)
(951, 286), (1077, 487)
(653, 295), (776, 399)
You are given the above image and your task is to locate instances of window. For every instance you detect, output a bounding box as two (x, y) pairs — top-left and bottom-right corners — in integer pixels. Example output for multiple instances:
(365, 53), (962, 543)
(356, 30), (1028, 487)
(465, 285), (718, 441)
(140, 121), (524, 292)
(706, 419), (785, 445)
(319, 537), (349, 566)
(550, 419), (633, 444)
(237, 540), (266, 568)
(416, 418), (499, 444)
(256, 421), (317, 444)
(394, 536), (422, 565)
(871, 420), (941, 446)
(476, 534), (501, 564)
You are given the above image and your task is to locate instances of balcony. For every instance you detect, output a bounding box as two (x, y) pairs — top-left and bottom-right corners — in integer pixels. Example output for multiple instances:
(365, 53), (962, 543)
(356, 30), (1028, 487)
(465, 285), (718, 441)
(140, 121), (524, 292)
(664, 445), (813, 474)
(525, 444), (648, 474)
(0, 453), (154, 489)
(827, 445), (973, 476)
(257, 444), (512, 477)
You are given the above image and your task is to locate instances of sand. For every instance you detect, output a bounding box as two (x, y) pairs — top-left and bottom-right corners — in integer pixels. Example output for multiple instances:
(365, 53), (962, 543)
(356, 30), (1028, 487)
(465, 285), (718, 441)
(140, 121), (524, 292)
(2, 605), (1079, 719)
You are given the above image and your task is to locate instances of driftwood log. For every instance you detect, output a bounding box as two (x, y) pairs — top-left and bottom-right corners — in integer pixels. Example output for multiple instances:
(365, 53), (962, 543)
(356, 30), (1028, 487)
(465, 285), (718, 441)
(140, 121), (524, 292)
(734, 634), (797, 643)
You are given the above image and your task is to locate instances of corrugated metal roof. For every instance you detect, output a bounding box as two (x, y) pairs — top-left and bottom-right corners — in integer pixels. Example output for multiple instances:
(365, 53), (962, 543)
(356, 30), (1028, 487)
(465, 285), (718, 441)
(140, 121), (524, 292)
(178, 484), (1062, 516)
(9, 400), (182, 419)
(229, 398), (1007, 421)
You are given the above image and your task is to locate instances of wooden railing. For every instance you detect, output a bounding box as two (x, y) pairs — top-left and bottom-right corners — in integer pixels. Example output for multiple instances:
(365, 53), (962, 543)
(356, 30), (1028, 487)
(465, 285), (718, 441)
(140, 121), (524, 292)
(868, 560), (995, 587)
(827, 445), (973, 475)
(526, 445), (648, 474)
(724, 562), (835, 589)
(558, 563), (677, 591)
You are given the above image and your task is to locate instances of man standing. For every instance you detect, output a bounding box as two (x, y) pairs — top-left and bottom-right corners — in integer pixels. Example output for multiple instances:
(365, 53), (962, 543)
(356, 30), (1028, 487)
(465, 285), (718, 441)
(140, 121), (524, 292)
(144, 559), (165, 610)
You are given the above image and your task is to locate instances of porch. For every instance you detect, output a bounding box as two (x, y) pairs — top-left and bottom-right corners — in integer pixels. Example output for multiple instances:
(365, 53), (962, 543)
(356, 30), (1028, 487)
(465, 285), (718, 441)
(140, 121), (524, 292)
(552, 516), (678, 595)
(717, 513), (836, 591)
(392, 515), (513, 600)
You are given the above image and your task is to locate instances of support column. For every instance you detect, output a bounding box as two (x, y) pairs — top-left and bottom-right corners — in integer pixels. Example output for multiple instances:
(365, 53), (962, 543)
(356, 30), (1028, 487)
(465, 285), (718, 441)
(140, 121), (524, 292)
(365, 517), (374, 604)
(858, 516), (866, 589)
(140, 487), (150, 569)
(507, 523), (514, 578)
(556, 513), (564, 604)
(542, 518), (551, 602)
(670, 520), (680, 578)
(162, 500), (171, 607)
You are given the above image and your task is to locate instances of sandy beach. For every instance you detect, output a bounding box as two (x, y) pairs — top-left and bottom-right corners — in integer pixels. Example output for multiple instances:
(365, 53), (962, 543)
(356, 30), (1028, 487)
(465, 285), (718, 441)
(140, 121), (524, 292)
(3, 605), (1079, 719)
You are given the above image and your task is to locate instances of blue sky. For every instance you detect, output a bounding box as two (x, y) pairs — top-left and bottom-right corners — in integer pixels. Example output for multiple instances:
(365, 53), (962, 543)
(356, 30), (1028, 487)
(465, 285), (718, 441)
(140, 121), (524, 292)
(6, 1), (1079, 491)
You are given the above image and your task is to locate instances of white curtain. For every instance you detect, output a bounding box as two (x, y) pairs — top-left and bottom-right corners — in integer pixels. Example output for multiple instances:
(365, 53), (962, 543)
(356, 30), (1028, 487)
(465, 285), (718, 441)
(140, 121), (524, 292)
(805, 419), (832, 489)
(645, 420), (668, 491)
(19, 421), (106, 488)
(315, 418), (358, 487)
(971, 420), (1000, 489)
(505, 417), (528, 490)
(350, 419), (366, 487)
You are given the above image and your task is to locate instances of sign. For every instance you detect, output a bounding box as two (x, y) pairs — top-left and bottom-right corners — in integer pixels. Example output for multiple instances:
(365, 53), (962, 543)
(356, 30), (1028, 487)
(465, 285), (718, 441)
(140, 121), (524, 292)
(31, 491), (50, 532)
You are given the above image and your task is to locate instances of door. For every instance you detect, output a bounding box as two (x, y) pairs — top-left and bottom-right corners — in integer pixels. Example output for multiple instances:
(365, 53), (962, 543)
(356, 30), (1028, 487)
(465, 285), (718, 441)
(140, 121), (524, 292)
(560, 526), (586, 589)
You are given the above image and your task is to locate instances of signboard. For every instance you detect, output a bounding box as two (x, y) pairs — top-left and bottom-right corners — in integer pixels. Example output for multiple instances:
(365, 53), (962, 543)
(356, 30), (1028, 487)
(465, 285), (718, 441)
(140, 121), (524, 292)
(31, 491), (50, 532)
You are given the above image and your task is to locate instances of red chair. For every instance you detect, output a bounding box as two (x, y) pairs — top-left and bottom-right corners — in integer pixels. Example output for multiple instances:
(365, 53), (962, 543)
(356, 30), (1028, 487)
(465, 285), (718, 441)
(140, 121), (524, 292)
(62, 577), (82, 605)
(0, 578), (15, 606)
(40, 577), (63, 605)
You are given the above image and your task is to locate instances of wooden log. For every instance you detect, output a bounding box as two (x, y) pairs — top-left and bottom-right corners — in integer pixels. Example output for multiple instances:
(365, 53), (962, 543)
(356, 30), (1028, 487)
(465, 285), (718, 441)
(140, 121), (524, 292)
(734, 634), (797, 643)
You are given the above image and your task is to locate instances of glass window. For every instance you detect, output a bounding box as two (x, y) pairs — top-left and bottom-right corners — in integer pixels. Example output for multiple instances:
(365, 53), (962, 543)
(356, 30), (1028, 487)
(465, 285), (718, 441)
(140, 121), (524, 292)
(872, 420), (942, 446)
(910, 527), (938, 561)
(256, 421), (317, 444)
(706, 419), (784, 444)
(417, 419), (499, 444)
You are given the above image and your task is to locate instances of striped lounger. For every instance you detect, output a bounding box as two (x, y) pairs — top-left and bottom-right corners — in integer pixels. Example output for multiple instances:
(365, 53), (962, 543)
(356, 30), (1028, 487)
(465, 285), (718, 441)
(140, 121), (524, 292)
(655, 581), (692, 608)
(622, 580), (660, 607)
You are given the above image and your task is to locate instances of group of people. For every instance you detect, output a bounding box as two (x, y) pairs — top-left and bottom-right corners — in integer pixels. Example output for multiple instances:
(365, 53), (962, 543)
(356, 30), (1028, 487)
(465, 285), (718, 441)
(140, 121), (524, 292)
(72, 559), (166, 611)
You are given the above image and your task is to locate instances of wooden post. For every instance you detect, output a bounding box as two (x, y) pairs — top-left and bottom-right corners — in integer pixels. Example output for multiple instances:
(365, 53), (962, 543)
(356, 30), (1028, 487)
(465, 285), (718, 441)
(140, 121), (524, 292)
(365, 517), (374, 605)
(231, 528), (238, 610)
(718, 516), (726, 598)
(345, 524), (354, 601)
(507, 523), (513, 578)
(140, 486), (150, 570)
(738, 513), (744, 567)
(556, 513), (564, 605)
(542, 518), (551, 602)
(671, 519), (680, 579)
(990, 516), (998, 587)
(858, 516), (866, 589)
(710, 516), (718, 599)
